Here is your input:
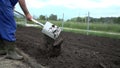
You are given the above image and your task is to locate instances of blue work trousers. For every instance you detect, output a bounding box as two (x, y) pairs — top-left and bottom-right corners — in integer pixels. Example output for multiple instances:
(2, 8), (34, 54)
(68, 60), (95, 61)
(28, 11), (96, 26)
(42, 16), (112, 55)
(0, 0), (18, 42)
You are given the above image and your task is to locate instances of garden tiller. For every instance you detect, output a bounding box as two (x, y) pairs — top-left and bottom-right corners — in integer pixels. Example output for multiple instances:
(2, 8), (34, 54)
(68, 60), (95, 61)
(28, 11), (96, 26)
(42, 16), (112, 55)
(14, 10), (61, 40)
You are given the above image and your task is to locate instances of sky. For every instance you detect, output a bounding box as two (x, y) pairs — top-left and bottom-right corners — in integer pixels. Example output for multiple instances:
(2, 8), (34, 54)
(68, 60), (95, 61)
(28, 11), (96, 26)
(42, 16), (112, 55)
(15, 0), (120, 20)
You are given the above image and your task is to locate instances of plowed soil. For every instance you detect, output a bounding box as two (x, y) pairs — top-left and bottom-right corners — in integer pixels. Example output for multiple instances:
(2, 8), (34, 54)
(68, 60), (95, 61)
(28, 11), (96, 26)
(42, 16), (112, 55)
(16, 26), (120, 68)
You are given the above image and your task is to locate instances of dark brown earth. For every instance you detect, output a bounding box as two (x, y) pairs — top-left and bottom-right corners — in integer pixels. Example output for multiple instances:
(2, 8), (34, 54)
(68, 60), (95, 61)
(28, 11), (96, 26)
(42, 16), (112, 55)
(16, 26), (120, 68)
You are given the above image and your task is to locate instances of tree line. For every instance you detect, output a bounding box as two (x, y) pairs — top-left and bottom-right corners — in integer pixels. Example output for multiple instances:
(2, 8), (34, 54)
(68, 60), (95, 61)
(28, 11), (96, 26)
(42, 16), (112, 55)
(15, 13), (120, 24)
(38, 14), (120, 24)
(67, 17), (120, 24)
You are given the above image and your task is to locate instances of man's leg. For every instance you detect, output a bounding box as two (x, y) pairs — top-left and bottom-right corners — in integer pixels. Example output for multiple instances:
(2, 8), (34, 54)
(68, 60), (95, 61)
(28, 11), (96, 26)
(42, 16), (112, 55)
(3, 40), (23, 60)
(0, 39), (6, 55)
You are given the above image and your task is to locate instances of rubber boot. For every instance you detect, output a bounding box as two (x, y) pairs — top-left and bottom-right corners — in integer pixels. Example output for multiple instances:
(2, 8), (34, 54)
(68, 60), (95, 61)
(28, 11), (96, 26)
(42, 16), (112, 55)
(0, 39), (6, 55)
(4, 41), (23, 60)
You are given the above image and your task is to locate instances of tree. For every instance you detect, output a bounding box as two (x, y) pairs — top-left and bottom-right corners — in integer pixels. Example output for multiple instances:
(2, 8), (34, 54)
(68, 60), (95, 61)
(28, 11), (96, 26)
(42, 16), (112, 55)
(49, 14), (57, 21)
(58, 18), (63, 21)
(39, 15), (46, 20)
(114, 17), (120, 24)
(76, 17), (81, 22)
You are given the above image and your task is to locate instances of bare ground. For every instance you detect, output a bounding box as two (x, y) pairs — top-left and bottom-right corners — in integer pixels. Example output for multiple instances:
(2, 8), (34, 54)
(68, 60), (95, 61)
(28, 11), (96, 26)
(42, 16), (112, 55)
(15, 26), (120, 68)
(0, 56), (31, 68)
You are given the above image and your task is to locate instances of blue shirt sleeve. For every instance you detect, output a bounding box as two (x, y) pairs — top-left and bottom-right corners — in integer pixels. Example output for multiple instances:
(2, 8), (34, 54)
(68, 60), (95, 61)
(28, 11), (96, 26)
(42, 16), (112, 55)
(10, 0), (19, 7)
(0, 0), (18, 8)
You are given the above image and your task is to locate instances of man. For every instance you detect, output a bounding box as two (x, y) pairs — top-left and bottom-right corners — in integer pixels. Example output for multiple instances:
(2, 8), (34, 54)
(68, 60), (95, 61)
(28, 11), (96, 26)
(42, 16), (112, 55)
(0, 0), (32, 60)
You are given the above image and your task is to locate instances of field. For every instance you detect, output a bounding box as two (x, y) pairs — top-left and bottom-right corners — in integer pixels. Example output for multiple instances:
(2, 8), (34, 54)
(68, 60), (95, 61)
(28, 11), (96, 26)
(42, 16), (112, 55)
(36, 21), (120, 33)
(18, 20), (120, 39)
(20, 20), (120, 33)
(16, 26), (120, 68)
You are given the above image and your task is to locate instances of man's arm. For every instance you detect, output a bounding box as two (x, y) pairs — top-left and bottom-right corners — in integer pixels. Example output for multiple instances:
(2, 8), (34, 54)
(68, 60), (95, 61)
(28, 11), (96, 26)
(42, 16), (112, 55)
(18, 0), (32, 20)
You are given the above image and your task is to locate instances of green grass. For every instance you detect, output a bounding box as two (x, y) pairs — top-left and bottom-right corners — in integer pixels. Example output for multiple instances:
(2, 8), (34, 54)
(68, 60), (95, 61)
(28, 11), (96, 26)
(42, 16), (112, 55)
(89, 23), (120, 33)
(49, 21), (120, 39)
(16, 20), (120, 39)
(22, 20), (120, 33)
(47, 21), (120, 33)
(63, 28), (120, 39)
(16, 19), (120, 33)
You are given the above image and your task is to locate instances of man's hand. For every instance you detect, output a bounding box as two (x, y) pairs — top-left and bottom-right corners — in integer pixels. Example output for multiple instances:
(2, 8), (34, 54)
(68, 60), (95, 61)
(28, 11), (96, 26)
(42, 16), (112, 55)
(25, 13), (32, 21)
(19, 0), (32, 21)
